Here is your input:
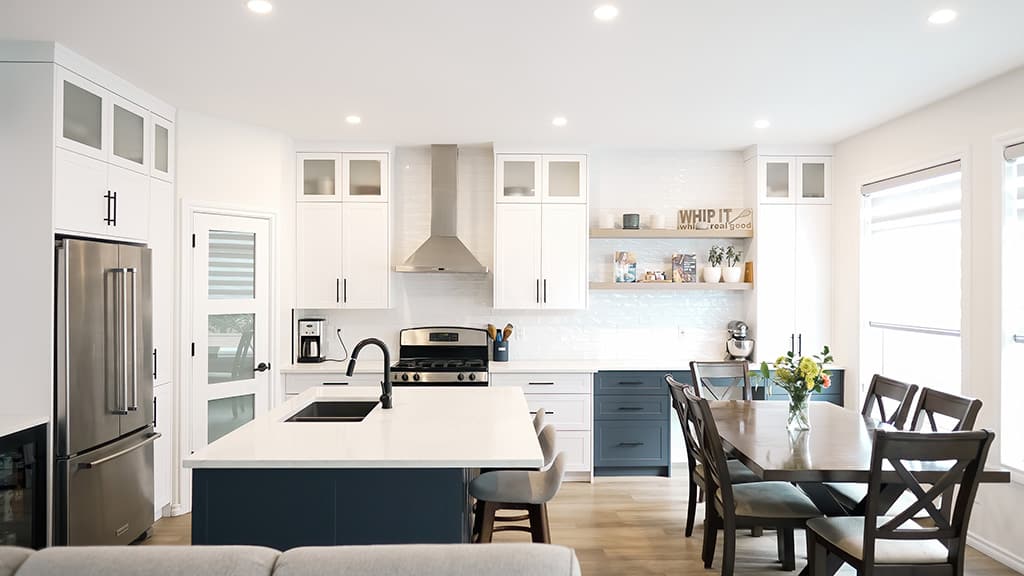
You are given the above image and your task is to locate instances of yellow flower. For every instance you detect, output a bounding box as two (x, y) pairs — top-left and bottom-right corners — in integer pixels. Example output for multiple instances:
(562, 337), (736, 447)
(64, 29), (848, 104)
(798, 357), (820, 379)
(806, 377), (815, 391)
(776, 367), (793, 382)
(775, 356), (789, 367)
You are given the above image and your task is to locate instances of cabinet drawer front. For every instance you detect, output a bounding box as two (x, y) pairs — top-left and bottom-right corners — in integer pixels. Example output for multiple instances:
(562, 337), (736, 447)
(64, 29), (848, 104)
(283, 372), (383, 395)
(594, 421), (669, 466)
(525, 394), (591, 430)
(491, 372), (592, 394)
(595, 371), (667, 395)
(555, 429), (592, 472)
(595, 395), (669, 421)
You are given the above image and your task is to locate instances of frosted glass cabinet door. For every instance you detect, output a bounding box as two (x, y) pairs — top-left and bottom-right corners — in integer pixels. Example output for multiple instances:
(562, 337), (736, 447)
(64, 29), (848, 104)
(542, 155), (587, 204)
(56, 68), (107, 162)
(496, 155), (542, 203)
(297, 153), (342, 202)
(796, 157), (832, 204)
(108, 93), (150, 175)
(342, 153), (389, 202)
(758, 157), (796, 204)
(150, 115), (175, 183)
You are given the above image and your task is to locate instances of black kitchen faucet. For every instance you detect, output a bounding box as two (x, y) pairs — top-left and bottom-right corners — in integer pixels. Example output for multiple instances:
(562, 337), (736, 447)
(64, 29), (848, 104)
(347, 338), (393, 409)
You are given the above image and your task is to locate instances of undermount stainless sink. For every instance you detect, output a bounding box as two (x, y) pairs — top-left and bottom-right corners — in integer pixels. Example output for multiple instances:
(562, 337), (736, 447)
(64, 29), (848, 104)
(285, 401), (379, 422)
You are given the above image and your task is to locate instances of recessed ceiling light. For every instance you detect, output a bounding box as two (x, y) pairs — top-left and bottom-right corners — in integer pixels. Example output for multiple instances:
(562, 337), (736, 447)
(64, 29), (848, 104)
(552, 116), (568, 127)
(246, 0), (273, 14)
(345, 115), (362, 125)
(928, 8), (957, 24)
(593, 5), (619, 21)
(753, 119), (771, 129)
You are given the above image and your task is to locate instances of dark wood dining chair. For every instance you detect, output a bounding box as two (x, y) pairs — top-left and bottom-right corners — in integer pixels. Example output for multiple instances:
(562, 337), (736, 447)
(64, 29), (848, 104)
(861, 374), (919, 429)
(806, 429), (995, 576)
(683, 387), (822, 576)
(909, 388), (982, 432)
(666, 376), (759, 538)
(690, 360), (752, 401)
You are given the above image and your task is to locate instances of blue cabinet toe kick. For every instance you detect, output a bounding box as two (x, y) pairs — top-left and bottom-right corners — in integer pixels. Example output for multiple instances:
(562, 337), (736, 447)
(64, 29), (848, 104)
(191, 468), (471, 549)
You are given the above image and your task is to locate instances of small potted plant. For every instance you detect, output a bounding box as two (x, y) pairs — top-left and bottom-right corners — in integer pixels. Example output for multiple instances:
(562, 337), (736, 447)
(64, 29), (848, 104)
(722, 246), (743, 283)
(704, 245), (723, 283)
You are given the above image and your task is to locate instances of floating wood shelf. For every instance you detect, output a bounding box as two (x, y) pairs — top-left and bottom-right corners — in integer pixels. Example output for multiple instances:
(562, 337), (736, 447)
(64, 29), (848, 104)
(589, 282), (753, 291)
(589, 228), (753, 239)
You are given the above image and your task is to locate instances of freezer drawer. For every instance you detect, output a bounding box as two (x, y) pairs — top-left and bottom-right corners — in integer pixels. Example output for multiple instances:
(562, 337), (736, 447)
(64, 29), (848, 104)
(57, 429), (158, 546)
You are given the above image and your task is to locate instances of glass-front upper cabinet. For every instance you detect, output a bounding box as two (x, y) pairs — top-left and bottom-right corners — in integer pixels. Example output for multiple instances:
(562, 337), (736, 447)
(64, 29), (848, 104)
(150, 114), (174, 183)
(796, 156), (832, 204)
(108, 93), (149, 174)
(542, 155), (587, 203)
(758, 157), (797, 204)
(297, 153), (342, 202)
(342, 153), (389, 202)
(496, 155), (542, 203)
(57, 68), (107, 162)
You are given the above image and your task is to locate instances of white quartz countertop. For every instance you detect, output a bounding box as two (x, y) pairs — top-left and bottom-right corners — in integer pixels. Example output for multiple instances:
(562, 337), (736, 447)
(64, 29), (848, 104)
(489, 359), (846, 374)
(184, 386), (543, 469)
(0, 414), (48, 439)
(281, 363), (382, 374)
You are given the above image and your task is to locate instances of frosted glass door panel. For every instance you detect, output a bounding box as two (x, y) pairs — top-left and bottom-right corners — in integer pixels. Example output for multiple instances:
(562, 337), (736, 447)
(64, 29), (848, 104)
(298, 154), (341, 201)
(497, 156), (542, 202)
(797, 157), (832, 204)
(208, 230), (256, 299)
(349, 160), (381, 196)
(207, 314), (255, 385)
(543, 155), (587, 203)
(63, 81), (102, 151)
(764, 160), (793, 201)
(113, 104), (145, 165)
(154, 125), (169, 172)
(208, 394), (255, 444)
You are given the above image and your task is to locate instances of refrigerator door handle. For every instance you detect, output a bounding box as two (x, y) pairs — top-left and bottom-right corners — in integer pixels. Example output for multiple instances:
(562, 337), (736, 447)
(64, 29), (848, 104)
(113, 268), (129, 415)
(77, 433), (161, 469)
(127, 267), (138, 411)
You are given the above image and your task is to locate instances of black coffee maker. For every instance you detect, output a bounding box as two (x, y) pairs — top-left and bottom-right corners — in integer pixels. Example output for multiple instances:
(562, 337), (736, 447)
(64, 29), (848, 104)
(296, 318), (326, 363)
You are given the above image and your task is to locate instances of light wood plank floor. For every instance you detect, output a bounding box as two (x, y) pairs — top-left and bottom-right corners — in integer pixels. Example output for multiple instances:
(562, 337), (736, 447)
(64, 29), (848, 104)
(146, 476), (1016, 576)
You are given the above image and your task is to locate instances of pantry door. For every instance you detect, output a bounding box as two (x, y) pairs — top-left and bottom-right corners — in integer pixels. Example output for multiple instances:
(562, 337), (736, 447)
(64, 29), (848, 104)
(191, 212), (272, 451)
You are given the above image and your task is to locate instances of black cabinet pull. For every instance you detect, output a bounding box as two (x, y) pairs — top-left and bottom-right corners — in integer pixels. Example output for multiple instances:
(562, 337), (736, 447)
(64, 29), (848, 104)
(543, 279), (547, 303)
(343, 278), (347, 303)
(336, 278), (340, 303)
(790, 334), (795, 355)
(536, 279), (540, 303)
(153, 396), (157, 427)
(797, 334), (802, 356)
(529, 382), (555, 386)
(152, 349), (157, 379)
(111, 190), (117, 226)
(529, 410), (555, 415)
(617, 381), (644, 386)
(104, 191), (115, 225)
(618, 442), (645, 447)
(617, 406), (644, 411)
(323, 382), (349, 386)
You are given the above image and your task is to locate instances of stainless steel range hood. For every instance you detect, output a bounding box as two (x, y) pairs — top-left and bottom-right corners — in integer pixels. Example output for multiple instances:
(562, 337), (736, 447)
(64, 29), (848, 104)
(395, 145), (488, 273)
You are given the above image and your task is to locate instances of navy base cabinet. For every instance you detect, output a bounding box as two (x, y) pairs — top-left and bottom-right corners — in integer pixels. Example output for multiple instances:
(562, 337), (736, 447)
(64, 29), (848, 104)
(593, 371), (671, 477)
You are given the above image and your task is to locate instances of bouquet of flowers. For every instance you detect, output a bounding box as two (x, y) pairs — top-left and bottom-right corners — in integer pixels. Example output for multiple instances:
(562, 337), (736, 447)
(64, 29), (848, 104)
(759, 346), (833, 430)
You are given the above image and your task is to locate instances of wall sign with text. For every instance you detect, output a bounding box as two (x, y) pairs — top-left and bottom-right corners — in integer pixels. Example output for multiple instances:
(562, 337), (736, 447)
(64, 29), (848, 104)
(677, 208), (753, 232)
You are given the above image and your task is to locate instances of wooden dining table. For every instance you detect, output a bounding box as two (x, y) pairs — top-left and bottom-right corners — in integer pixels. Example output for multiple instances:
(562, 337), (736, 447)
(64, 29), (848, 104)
(708, 400), (1011, 576)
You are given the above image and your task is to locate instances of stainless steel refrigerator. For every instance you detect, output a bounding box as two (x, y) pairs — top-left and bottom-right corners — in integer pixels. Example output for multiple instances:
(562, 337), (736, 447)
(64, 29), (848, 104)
(54, 238), (158, 546)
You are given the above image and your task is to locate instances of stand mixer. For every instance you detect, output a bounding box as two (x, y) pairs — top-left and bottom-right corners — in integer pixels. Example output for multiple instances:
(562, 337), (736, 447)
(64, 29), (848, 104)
(725, 320), (755, 360)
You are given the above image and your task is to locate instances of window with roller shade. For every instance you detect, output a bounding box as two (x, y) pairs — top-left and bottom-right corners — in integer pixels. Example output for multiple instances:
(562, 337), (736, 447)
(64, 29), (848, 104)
(861, 161), (962, 396)
(1002, 141), (1024, 471)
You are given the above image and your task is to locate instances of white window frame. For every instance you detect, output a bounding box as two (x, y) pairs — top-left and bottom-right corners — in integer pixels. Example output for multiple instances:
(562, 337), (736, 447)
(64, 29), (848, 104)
(858, 151), (971, 407)
(997, 131), (1024, 482)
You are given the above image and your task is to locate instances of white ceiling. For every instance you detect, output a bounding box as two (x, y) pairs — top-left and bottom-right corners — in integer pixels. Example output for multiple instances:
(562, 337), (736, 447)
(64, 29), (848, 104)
(3, 0), (1024, 150)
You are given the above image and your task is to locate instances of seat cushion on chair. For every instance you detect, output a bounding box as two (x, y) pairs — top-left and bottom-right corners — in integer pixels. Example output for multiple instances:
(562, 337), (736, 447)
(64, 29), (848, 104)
(807, 517), (949, 564)
(728, 482), (822, 519)
(470, 469), (551, 505)
(696, 460), (760, 485)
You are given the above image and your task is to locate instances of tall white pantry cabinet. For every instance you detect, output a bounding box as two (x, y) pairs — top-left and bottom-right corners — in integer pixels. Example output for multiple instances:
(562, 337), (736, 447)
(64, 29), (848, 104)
(493, 154), (588, 310)
(746, 146), (833, 362)
(0, 41), (177, 522)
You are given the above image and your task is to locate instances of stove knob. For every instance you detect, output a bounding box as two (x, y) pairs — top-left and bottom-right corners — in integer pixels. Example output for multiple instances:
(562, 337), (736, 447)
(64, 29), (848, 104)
(401, 373), (409, 381)
(468, 373), (477, 381)
(457, 373), (465, 381)
(413, 373), (420, 382)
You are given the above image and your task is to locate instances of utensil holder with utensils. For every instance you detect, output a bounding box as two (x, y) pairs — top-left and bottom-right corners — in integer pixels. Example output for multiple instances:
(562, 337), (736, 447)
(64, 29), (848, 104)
(493, 340), (509, 362)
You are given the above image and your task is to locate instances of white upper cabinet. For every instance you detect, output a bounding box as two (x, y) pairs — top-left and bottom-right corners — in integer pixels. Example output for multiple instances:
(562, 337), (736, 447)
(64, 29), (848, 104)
(56, 68), (107, 162)
(542, 155), (587, 204)
(150, 114), (175, 183)
(296, 203), (344, 308)
(494, 204), (544, 309)
(297, 153), (342, 202)
(792, 204), (833, 355)
(758, 156), (831, 204)
(105, 164), (151, 241)
(497, 154), (587, 204)
(496, 155), (542, 203)
(341, 203), (389, 308)
(108, 93), (149, 174)
(342, 153), (388, 202)
(540, 204), (588, 309)
(54, 147), (150, 242)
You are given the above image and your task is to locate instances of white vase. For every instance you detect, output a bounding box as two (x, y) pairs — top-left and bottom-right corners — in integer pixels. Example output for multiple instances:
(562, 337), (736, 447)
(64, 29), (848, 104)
(722, 266), (743, 283)
(703, 266), (722, 283)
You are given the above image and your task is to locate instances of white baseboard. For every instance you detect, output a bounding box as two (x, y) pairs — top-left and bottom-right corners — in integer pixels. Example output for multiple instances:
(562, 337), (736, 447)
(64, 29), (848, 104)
(168, 503), (191, 517)
(968, 532), (1024, 574)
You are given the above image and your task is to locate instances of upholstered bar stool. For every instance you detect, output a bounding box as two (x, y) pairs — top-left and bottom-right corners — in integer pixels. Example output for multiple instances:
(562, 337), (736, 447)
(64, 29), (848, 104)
(471, 444), (567, 544)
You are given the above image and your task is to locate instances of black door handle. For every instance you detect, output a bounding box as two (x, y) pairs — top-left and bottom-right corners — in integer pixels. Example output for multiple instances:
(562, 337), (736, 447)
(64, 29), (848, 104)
(255, 362), (271, 372)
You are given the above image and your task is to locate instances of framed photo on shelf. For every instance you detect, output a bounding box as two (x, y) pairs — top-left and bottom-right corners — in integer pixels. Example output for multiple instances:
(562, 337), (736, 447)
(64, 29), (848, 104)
(672, 253), (697, 282)
(614, 251), (637, 283)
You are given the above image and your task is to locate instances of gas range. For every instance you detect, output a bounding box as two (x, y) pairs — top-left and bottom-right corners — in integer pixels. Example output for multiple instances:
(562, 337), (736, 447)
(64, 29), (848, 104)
(390, 327), (489, 386)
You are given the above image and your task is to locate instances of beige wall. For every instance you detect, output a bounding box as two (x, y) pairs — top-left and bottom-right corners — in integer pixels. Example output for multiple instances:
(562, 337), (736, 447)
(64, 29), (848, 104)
(833, 66), (1024, 569)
